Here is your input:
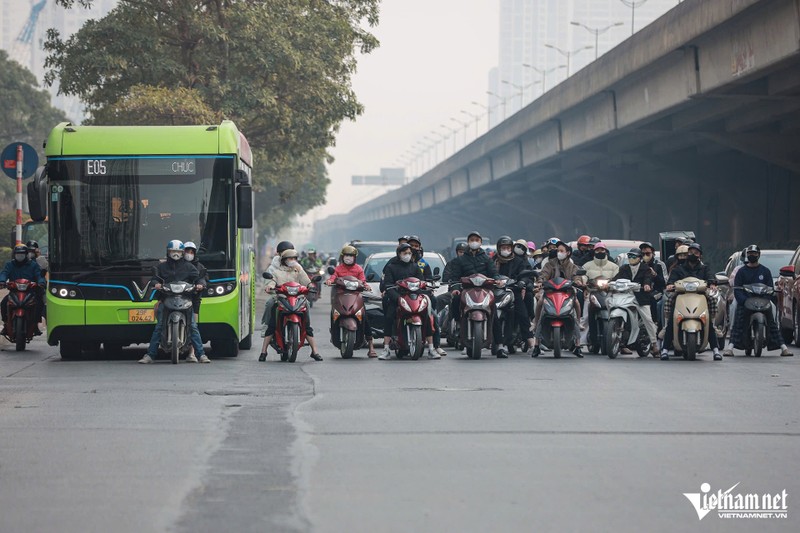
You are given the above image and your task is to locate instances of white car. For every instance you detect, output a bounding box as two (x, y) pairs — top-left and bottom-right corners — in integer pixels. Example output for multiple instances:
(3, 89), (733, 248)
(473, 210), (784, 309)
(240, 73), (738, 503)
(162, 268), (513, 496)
(362, 251), (448, 297)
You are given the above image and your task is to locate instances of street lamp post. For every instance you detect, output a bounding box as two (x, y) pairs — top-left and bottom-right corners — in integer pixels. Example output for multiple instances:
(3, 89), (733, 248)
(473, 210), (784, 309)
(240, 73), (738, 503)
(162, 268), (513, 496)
(460, 109), (481, 138)
(619, 0), (649, 35)
(522, 63), (567, 94)
(486, 91), (507, 122)
(431, 130), (448, 160)
(440, 124), (459, 153)
(570, 21), (625, 59)
(501, 80), (525, 112)
(544, 43), (594, 77)
(450, 117), (469, 146)
(471, 101), (490, 131)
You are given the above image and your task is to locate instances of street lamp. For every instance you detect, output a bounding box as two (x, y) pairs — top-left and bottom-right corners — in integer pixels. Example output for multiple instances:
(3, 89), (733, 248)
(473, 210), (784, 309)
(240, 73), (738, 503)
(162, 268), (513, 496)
(486, 91), (507, 122)
(544, 43), (593, 77)
(522, 63), (566, 93)
(460, 109), (481, 138)
(501, 80), (525, 111)
(431, 129), (448, 160)
(570, 21), (625, 59)
(619, 0), (649, 35)
(450, 117), (470, 146)
(440, 123), (459, 153)
(471, 100), (490, 131)
(423, 135), (440, 166)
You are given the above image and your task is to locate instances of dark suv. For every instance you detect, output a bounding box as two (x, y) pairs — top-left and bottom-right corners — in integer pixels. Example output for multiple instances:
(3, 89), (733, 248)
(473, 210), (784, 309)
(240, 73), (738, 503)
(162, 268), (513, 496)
(347, 240), (398, 266)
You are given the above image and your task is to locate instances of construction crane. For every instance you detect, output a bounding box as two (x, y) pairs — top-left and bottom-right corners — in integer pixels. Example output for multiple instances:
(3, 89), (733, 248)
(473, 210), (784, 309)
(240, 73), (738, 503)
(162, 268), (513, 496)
(11, 0), (48, 69)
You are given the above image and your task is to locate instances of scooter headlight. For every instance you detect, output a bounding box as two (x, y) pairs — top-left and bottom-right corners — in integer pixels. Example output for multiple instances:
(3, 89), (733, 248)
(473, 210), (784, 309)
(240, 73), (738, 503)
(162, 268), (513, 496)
(469, 276), (486, 287)
(15, 282), (29, 291)
(406, 281), (420, 292)
(285, 286), (300, 296)
(344, 280), (360, 291)
(684, 281), (699, 292)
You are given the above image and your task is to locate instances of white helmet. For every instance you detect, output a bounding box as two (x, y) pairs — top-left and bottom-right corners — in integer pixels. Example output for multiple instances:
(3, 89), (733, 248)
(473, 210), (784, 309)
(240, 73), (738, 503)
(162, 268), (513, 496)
(184, 241), (197, 251)
(167, 239), (184, 261)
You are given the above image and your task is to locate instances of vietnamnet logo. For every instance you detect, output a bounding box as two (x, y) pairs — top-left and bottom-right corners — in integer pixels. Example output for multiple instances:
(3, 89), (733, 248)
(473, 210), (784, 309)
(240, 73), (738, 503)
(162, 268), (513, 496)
(683, 482), (789, 520)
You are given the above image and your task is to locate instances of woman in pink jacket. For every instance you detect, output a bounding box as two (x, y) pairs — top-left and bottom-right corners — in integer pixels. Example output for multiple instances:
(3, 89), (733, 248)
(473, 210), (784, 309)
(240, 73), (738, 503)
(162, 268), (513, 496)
(325, 245), (376, 356)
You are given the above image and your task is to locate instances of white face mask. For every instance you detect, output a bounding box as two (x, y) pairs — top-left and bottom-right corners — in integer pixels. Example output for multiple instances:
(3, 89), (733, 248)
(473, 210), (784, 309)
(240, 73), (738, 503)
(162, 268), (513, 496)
(400, 254), (413, 263)
(286, 260), (299, 268)
(343, 256), (355, 265)
(499, 249), (512, 258)
(557, 252), (568, 261)
(27, 252), (36, 260)
(534, 258), (542, 265)
(468, 241), (481, 250)
(14, 253), (26, 262)
(169, 251), (183, 261)
(514, 248), (525, 256)
(184, 252), (195, 261)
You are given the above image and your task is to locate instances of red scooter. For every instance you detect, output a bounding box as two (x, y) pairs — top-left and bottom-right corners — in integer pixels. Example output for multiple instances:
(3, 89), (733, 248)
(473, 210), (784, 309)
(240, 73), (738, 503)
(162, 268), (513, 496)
(388, 277), (433, 360)
(1, 278), (39, 351)
(263, 273), (321, 362)
(457, 273), (497, 359)
(330, 274), (369, 358)
(539, 277), (580, 358)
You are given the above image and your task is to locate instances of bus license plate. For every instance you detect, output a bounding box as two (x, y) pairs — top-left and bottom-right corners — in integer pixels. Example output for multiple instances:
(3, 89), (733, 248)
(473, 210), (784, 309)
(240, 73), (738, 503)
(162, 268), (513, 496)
(128, 309), (155, 323)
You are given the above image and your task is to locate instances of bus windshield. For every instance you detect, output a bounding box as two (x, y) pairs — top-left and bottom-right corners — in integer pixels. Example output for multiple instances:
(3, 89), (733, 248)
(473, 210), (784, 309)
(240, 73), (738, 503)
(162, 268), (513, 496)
(47, 156), (234, 270)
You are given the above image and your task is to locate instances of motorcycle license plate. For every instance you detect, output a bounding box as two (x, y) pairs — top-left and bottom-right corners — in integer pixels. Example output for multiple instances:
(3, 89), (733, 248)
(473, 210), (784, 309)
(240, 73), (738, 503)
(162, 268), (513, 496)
(128, 309), (155, 323)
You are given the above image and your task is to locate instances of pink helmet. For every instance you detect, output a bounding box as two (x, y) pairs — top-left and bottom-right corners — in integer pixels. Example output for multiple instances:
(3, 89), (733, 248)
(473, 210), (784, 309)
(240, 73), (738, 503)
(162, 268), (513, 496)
(527, 241), (536, 251)
(593, 241), (609, 252)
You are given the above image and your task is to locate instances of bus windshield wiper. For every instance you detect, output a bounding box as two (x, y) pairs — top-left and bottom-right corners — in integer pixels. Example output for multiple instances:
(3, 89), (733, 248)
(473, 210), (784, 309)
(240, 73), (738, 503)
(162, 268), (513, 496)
(71, 259), (162, 281)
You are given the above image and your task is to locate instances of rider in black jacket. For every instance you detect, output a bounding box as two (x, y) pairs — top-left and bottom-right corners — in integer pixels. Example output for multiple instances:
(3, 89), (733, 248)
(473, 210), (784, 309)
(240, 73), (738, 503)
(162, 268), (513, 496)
(447, 231), (500, 324)
(493, 237), (534, 356)
(378, 244), (439, 360)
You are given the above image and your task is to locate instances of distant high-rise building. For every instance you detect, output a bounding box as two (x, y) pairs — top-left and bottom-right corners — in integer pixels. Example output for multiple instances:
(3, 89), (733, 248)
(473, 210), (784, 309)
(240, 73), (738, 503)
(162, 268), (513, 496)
(489, 0), (677, 127)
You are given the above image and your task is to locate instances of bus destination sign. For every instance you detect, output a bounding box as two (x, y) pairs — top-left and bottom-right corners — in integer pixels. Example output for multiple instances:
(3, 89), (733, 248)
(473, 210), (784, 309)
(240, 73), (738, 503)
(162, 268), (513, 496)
(85, 158), (197, 177)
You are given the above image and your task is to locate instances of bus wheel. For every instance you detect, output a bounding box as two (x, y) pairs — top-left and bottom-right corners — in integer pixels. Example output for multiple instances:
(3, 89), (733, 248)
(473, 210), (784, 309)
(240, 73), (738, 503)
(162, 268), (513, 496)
(211, 338), (239, 357)
(238, 333), (252, 350)
(60, 341), (82, 360)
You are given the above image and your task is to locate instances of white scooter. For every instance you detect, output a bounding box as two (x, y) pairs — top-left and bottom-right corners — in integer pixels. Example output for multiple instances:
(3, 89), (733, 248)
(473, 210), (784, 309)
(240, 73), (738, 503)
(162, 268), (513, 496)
(604, 279), (651, 358)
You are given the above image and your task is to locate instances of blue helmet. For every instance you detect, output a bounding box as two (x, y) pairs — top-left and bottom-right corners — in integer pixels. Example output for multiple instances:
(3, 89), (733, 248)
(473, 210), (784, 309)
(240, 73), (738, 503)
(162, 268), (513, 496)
(167, 239), (184, 252)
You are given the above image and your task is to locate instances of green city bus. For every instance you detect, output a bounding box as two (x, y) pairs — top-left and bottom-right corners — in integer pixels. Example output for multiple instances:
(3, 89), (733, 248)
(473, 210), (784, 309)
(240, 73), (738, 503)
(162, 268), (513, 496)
(29, 121), (256, 359)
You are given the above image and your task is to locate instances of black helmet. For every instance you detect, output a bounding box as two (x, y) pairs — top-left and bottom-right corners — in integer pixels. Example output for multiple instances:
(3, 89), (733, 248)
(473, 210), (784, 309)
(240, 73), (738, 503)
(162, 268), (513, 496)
(276, 241), (294, 254)
(25, 240), (39, 250)
(627, 248), (643, 258)
(398, 235), (409, 243)
(639, 242), (654, 252)
(745, 244), (760, 254)
(467, 231), (482, 241)
(688, 243), (702, 254)
(496, 235), (513, 248)
(406, 235), (421, 245)
(455, 242), (468, 252)
(396, 243), (412, 256)
(588, 237), (601, 245)
(13, 244), (28, 262)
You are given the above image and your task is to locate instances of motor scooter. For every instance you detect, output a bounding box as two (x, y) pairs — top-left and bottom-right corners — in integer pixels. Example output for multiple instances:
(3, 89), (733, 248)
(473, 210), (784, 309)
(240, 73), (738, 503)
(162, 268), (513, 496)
(386, 277), (434, 359)
(604, 279), (651, 358)
(262, 272), (321, 362)
(671, 277), (712, 360)
(456, 273), (497, 359)
(155, 280), (198, 364)
(329, 274), (369, 358)
(0, 278), (39, 352)
(736, 283), (775, 357)
(539, 277), (580, 358)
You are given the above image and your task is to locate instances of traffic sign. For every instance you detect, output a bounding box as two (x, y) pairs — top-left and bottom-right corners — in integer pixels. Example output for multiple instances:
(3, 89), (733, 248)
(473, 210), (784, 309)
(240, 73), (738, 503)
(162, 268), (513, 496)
(2, 142), (39, 179)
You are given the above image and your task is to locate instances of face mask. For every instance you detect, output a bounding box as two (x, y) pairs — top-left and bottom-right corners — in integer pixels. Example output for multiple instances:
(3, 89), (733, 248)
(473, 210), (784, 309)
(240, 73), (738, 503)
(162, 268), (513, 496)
(557, 252), (568, 261)
(286, 260), (299, 268)
(687, 255), (699, 264)
(343, 256), (355, 265)
(594, 253), (607, 260)
(628, 257), (640, 266)
(514, 248), (525, 256)
(14, 253), (26, 262)
(468, 241), (481, 250)
(746, 255), (759, 264)
(500, 249), (512, 258)
(400, 254), (412, 263)
(27, 252), (35, 260)
(643, 253), (653, 261)
(169, 251), (183, 261)
(548, 249), (558, 259)
(534, 258), (542, 265)
(184, 252), (195, 261)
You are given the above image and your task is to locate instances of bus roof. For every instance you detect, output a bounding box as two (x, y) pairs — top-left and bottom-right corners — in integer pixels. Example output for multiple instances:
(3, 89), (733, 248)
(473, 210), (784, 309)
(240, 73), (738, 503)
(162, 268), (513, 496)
(45, 120), (252, 166)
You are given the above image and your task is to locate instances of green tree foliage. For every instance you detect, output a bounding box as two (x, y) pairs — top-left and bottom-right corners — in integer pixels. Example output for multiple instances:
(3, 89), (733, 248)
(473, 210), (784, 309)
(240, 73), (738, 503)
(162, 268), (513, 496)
(45, 0), (380, 235)
(0, 49), (68, 210)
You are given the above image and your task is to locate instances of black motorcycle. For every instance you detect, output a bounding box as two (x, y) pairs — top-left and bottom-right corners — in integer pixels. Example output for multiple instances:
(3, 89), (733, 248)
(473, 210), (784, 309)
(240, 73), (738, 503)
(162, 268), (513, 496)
(736, 283), (775, 357)
(156, 280), (198, 364)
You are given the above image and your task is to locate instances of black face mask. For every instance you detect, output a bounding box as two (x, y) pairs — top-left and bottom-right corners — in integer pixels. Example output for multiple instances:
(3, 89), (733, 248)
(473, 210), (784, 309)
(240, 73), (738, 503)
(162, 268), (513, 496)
(594, 253), (607, 260)
(548, 249), (558, 259)
(687, 255), (699, 264)
(747, 255), (759, 264)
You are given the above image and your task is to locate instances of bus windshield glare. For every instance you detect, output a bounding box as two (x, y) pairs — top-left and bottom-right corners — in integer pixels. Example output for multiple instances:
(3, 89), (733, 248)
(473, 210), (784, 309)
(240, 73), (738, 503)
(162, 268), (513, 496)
(47, 156), (233, 269)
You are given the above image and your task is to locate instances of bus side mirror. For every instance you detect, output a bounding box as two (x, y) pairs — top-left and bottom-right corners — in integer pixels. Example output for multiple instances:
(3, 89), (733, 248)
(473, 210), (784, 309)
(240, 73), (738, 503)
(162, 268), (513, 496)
(236, 184), (253, 229)
(27, 166), (47, 222)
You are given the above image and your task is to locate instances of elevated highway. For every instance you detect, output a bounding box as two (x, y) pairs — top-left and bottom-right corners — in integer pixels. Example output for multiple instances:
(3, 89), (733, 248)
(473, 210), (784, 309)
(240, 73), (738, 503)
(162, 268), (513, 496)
(315, 0), (800, 254)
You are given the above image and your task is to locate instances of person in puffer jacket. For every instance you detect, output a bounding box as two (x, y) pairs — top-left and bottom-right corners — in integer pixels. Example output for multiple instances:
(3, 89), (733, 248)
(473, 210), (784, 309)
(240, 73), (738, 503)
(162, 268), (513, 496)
(583, 242), (620, 280)
(325, 245), (376, 356)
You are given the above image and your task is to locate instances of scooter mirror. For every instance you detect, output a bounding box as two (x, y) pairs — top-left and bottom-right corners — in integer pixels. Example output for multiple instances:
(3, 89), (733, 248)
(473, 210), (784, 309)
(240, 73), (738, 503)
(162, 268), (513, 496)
(576, 269), (587, 276)
(311, 275), (323, 283)
(262, 272), (273, 280)
(367, 273), (376, 281)
(430, 275), (441, 282)
(327, 266), (335, 275)
(433, 267), (440, 276)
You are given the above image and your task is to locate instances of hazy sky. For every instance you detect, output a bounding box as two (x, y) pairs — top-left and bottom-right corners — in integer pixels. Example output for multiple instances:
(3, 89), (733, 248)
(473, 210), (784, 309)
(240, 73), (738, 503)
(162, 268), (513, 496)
(307, 0), (499, 223)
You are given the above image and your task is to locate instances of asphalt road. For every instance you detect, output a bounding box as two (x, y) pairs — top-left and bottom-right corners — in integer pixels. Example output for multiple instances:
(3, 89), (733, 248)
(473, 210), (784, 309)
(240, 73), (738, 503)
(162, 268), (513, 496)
(0, 290), (798, 533)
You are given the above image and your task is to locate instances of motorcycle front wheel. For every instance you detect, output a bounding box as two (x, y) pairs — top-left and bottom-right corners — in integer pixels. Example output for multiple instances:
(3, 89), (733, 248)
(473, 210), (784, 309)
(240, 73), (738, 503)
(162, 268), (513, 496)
(14, 316), (26, 352)
(754, 323), (765, 357)
(604, 318), (621, 359)
(552, 326), (562, 358)
(340, 327), (355, 359)
(171, 321), (180, 364)
(685, 331), (698, 361)
(288, 322), (300, 362)
(409, 324), (423, 360)
(471, 321), (483, 360)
